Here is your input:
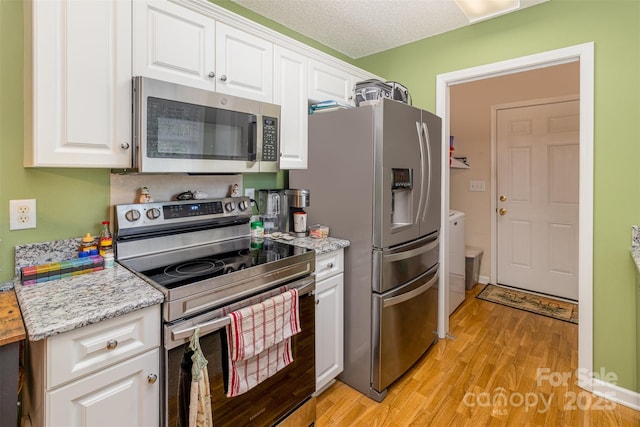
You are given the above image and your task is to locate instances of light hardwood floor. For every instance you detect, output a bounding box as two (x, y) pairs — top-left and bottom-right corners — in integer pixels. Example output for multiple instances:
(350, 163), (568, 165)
(316, 285), (640, 426)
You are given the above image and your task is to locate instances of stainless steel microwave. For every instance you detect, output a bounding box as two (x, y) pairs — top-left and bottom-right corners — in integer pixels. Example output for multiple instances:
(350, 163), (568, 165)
(132, 76), (280, 173)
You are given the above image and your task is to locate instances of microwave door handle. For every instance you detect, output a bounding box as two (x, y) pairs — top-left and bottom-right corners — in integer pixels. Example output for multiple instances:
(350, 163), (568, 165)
(415, 121), (426, 225)
(421, 122), (432, 222)
(248, 115), (257, 162)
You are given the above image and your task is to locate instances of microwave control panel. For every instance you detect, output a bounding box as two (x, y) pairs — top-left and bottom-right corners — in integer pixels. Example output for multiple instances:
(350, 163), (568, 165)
(262, 117), (278, 161)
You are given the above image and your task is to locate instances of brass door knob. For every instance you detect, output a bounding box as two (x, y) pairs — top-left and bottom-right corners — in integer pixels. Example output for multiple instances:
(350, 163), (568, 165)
(147, 374), (158, 384)
(499, 195), (507, 202)
(499, 208), (507, 216)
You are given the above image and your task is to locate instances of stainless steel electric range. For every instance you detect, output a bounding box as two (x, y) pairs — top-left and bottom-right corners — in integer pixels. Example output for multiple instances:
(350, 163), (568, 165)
(114, 196), (317, 427)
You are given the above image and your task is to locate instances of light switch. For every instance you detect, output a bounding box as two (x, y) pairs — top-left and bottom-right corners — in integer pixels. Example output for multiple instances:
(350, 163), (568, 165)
(469, 181), (486, 192)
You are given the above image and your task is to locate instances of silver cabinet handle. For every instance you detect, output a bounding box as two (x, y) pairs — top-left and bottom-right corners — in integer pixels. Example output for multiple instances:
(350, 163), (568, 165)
(120, 142), (130, 150)
(326, 262), (334, 269)
(106, 339), (118, 350)
(208, 71), (215, 78)
(147, 374), (158, 384)
(220, 75), (227, 81)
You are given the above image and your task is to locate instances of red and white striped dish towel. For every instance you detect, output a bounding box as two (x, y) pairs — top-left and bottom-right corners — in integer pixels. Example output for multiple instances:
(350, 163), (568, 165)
(226, 288), (300, 397)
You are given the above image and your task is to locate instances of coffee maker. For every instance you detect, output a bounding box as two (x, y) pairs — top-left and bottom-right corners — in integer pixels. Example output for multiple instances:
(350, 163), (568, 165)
(285, 189), (310, 237)
(257, 189), (288, 233)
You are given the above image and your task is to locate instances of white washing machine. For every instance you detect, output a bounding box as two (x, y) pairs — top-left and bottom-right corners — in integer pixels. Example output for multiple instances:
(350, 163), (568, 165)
(449, 210), (465, 315)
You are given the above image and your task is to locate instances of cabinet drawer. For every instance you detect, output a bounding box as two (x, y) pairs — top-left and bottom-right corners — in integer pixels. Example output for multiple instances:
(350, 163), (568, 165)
(47, 305), (160, 389)
(315, 249), (344, 282)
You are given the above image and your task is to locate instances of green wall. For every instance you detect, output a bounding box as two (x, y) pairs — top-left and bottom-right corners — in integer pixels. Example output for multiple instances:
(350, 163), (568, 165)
(354, 0), (640, 391)
(2, 0), (639, 393)
(0, 0), (110, 281)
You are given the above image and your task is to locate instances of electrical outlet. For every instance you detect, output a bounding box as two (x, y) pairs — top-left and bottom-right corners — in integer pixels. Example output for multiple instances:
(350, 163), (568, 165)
(469, 180), (486, 192)
(244, 188), (255, 200)
(10, 199), (37, 230)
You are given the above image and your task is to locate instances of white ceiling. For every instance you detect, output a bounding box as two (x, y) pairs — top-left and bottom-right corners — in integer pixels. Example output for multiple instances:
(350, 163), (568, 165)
(230, 0), (548, 59)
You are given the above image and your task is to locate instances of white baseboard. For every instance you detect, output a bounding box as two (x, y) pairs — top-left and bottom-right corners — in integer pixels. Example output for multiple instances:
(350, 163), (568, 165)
(478, 275), (490, 285)
(591, 378), (640, 411)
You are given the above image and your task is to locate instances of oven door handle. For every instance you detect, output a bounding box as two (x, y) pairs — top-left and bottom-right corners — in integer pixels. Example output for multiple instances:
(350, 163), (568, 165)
(172, 317), (231, 341)
(170, 277), (315, 341)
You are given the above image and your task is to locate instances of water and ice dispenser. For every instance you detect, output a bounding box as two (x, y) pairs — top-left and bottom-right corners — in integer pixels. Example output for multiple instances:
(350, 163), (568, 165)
(391, 168), (413, 226)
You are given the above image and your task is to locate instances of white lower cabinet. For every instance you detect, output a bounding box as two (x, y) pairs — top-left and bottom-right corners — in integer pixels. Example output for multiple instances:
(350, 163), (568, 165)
(48, 349), (159, 426)
(314, 249), (344, 394)
(24, 305), (160, 427)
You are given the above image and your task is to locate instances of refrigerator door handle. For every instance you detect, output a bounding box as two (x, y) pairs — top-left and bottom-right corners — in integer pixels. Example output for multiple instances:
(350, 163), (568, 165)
(383, 235), (440, 263)
(415, 121), (427, 225)
(382, 268), (439, 308)
(421, 121), (432, 222)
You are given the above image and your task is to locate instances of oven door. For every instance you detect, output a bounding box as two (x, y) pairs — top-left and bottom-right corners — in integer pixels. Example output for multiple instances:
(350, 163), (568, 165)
(163, 277), (315, 426)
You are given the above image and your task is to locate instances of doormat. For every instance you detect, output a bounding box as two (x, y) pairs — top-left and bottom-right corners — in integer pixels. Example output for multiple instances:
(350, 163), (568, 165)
(477, 284), (578, 324)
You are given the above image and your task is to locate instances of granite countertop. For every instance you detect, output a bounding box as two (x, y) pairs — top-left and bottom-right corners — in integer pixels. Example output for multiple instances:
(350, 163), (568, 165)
(271, 236), (350, 254)
(9, 235), (349, 342)
(0, 290), (26, 346)
(14, 265), (164, 341)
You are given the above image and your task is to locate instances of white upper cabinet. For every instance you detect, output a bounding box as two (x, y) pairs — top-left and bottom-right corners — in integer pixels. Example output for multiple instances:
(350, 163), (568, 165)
(308, 59), (355, 104)
(274, 46), (309, 169)
(133, 4), (273, 103)
(215, 22), (274, 103)
(133, 0), (216, 90)
(24, 0), (132, 168)
(23, 0), (381, 169)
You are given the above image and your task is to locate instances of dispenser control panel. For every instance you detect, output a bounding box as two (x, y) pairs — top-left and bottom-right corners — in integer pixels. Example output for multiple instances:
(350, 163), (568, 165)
(391, 168), (413, 189)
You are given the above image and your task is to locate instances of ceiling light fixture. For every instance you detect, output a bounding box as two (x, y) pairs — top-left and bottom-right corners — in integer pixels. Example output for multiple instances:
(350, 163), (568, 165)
(454, 0), (520, 23)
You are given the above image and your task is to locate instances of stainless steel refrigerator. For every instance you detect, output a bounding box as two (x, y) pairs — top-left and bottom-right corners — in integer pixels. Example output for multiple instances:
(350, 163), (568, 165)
(290, 98), (442, 401)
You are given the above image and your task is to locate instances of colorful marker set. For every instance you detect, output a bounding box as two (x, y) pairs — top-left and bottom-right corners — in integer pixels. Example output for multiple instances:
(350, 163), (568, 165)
(20, 255), (104, 285)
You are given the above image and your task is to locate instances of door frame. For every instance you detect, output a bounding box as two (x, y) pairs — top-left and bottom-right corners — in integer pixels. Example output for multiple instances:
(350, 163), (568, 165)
(491, 95), (580, 297)
(436, 42), (594, 391)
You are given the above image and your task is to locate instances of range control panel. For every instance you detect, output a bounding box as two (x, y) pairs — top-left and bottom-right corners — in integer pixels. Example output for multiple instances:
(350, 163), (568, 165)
(115, 196), (252, 233)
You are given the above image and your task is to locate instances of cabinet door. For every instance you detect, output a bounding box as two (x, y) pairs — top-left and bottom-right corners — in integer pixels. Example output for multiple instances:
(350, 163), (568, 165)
(308, 59), (354, 104)
(133, 0), (216, 90)
(216, 22), (273, 102)
(48, 349), (159, 427)
(274, 46), (308, 169)
(315, 273), (344, 393)
(24, 0), (132, 168)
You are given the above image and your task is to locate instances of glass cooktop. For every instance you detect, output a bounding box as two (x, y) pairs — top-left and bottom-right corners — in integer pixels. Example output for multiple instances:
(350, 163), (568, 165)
(138, 239), (306, 289)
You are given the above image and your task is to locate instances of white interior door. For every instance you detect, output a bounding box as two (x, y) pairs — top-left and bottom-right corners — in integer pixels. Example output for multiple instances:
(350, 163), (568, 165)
(496, 99), (579, 300)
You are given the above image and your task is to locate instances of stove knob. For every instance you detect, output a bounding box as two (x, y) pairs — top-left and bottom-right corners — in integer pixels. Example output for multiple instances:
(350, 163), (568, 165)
(225, 202), (236, 212)
(124, 209), (141, 222)
(238, 200), (249, 211)
(146, 208), (161, 220)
